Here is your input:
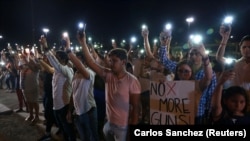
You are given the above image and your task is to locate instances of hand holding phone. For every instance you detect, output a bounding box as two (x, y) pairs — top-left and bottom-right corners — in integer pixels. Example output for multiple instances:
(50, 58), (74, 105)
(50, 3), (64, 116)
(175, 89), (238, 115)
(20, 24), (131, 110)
(77, 22), (86, 38)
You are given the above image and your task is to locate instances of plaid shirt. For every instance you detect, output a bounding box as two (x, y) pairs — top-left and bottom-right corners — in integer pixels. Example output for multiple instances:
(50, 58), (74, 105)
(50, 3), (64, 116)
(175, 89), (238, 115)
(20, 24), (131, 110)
(159, 46), (217, 122)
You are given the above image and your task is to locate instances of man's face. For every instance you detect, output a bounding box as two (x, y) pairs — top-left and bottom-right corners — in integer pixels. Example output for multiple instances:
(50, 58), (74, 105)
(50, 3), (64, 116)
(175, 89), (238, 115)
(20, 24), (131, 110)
(109, 55), (125, 74)
(240, 40), (250, 58)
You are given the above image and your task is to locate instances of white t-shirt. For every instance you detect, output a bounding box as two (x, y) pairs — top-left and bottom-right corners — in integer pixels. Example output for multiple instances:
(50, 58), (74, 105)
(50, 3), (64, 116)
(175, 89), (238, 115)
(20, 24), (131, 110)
(72, 68), (96, 115)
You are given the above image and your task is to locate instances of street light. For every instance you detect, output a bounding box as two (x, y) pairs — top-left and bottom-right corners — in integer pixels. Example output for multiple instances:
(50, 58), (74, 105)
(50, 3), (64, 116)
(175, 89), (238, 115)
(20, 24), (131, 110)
(0, 35), (3, 39)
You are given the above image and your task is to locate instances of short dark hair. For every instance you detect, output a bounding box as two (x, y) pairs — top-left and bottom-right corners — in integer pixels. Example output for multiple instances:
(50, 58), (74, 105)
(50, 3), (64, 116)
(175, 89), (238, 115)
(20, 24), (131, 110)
(223, 86), (249, 114)
(75, 52), (84, 62)
(239, 35), (250, 47)
(108, 48), (127, 61)
(56, 50), (69, 64)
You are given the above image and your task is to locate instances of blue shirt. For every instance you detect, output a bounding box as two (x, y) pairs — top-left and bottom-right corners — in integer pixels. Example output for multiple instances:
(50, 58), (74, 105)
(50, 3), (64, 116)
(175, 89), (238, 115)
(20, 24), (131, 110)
(159, 46), (217, 123)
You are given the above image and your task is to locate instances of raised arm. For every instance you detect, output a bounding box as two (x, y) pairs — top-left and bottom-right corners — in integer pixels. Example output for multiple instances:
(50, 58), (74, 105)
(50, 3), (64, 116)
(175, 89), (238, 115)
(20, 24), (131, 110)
(78, 32), (108, 78)
(158, 31), (177, 72)
(141, 28), (154, 59)
(63, 35), (90, 79)
(196, 44), (213, 91)
(215, 25), (231, 64)
(211, 71), (235, 121)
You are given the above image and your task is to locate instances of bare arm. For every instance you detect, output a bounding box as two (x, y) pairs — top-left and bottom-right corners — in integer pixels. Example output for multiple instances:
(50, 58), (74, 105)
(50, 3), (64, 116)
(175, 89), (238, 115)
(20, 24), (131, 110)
(39, 60), (54, 74)
(194, 44), (213, 91)
(141, 28), (154, 59)
(215, 25), (231, 64)
(129, 94), (141, 125)
(211, 71), (235, 121)
(78, 32), (108, 78)
(63, 35), (90, 79)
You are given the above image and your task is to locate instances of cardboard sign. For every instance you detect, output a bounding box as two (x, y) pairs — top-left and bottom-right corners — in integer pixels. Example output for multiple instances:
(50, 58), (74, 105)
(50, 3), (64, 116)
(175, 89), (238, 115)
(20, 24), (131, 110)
(150, 81), (196, 125)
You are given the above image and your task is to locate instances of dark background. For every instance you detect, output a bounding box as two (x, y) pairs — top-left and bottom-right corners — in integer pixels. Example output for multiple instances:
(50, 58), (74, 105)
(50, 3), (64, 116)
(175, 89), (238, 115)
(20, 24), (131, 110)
(0, 0), (249, 50)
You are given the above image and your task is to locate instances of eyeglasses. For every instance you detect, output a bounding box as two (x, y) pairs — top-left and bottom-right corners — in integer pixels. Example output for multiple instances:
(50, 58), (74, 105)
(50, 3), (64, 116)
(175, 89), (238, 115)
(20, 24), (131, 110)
(178, 69), (191, 74)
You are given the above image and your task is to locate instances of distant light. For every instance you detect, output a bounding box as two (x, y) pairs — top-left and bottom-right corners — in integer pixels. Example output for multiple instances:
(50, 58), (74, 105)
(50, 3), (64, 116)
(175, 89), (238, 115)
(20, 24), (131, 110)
(88, 37), (92, 41)
(186, 17), (194, 23)
(111, 39), (115, 43)
(0, 61), (5, 66)
(0, 35), (3, 39)
(154, 39), (158, 43)
(140, 49), (144, 54)
(75, 47), (79, 51)
(43, 28), (49, 33)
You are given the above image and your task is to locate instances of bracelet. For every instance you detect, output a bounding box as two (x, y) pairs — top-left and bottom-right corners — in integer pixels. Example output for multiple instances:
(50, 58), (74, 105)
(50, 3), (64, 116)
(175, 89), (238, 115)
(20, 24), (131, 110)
(66, 49), (72, 54)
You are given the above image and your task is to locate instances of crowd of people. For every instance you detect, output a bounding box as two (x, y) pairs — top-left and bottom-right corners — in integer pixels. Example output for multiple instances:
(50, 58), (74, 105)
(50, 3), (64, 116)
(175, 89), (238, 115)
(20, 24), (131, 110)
(0, 22), (250, 141)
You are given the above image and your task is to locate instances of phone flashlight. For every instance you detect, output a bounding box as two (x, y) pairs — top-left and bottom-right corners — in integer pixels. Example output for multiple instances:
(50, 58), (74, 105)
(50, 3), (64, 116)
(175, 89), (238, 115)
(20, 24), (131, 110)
(189, 34), (203, 47)
(25, 48), (30, 54)
(141, 24), (147, 31)
(42, 28), (49, 38)
(222, 16), (233, 32)
(78, 22), (86, 38)
(63, 32), (68, 38)
(165, 23), (172, 31)
(224, 57), (236, 71)
(61, 32), (68, 47)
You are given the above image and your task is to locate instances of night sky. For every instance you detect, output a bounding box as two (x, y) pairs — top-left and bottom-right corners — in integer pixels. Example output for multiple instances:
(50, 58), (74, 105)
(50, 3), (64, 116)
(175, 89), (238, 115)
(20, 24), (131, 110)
(0, 0), (249, 50)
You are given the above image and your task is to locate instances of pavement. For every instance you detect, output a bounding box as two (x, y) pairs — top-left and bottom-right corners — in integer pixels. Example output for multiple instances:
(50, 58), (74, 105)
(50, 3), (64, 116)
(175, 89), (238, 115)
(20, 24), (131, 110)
(0, 89), (66, 141)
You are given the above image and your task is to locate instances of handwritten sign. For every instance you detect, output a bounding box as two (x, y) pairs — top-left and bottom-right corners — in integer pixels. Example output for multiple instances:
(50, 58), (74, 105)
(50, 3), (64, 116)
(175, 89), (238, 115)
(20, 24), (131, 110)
(150, 81), (196, 125)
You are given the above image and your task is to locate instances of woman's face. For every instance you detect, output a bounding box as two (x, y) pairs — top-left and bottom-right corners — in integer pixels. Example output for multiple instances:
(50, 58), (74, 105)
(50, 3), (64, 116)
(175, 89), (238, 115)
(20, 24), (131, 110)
(188, 49), (202, 65)
(224, 94), (246, 114)
(177, 64), (192, 80)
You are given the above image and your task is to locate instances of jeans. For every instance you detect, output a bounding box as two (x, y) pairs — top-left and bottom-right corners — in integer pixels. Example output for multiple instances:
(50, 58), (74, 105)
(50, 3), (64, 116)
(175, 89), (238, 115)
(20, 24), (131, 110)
(103, 121), (128, 141)
(74, 107), (99, 141)
(54, 105), (76, 141)
(43, 91), (56, 133)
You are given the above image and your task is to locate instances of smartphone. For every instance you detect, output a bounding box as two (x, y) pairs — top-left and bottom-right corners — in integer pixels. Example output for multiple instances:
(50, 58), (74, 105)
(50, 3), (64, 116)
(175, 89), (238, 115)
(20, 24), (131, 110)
(222, 23), (230, 32)
(222, 16), (233, 33)
(61, 39), (67, 48)
(61, 32), (68, 48)
(78, 22), (86, 38)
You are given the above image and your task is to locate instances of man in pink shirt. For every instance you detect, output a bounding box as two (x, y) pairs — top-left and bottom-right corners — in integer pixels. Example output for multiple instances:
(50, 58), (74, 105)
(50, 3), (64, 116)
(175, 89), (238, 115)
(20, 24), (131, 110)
(76, 32), (141, 141)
